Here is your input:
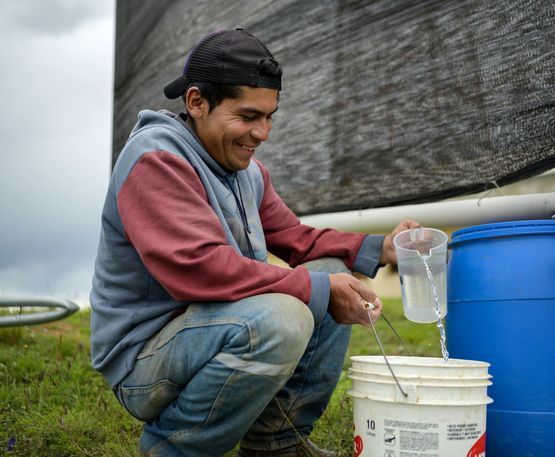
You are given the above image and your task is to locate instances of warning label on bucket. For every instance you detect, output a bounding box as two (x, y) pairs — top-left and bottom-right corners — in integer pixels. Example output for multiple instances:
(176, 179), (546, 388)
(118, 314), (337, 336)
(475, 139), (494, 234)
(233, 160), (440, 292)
(383, 419), (439, 456)
(400, 430), (439, 451)
(384, 419), (439, 455)
(446, 423), (481, 441)
(352, 396), (488, 457)
(385, 419), (439, 431)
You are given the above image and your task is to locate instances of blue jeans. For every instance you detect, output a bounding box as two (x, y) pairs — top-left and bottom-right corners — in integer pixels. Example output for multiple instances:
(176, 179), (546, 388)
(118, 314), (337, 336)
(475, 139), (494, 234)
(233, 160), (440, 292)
(114, 258), (352, 456)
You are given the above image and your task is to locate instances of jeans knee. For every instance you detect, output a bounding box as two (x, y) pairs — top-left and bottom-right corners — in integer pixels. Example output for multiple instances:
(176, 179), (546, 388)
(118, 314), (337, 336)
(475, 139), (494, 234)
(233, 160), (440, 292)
(253, 294), (314, 364)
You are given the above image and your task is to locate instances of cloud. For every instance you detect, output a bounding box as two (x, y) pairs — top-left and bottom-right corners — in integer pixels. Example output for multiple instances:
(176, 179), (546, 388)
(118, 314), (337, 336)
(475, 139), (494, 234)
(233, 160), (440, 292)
(0, 0), (113, 36)
(0, 1), (114, 301)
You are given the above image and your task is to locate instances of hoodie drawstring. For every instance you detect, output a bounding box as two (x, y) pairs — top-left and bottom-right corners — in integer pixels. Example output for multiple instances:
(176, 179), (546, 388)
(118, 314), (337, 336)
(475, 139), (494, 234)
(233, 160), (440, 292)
(223, 175), (256, 259)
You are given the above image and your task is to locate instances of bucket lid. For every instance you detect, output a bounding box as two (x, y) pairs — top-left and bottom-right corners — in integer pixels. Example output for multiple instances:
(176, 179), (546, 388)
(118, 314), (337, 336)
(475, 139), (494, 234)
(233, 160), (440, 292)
(450, 219), (555, 247)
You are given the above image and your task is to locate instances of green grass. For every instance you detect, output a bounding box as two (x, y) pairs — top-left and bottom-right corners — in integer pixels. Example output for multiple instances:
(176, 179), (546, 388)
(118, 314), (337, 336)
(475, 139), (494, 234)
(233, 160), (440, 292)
(0, 299), (442, 456)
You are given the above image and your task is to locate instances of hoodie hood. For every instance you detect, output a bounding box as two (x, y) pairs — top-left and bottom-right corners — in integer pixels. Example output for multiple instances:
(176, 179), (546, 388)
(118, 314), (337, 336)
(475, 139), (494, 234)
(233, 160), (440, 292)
(114, 109), (267, 262)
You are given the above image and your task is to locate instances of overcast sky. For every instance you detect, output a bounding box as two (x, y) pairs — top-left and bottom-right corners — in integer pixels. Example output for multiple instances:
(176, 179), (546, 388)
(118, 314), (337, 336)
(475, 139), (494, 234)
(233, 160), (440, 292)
(0, 0), (115, 304)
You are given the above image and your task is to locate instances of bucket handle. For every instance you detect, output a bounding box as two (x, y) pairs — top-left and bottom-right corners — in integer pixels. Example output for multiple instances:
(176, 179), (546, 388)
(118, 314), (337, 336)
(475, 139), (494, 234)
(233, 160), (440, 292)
(364, 303), (413, 398)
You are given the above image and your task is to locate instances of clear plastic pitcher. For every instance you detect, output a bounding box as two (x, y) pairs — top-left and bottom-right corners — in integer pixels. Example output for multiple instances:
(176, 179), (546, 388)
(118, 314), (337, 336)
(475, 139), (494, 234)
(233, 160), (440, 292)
(393, 227), (448, 323)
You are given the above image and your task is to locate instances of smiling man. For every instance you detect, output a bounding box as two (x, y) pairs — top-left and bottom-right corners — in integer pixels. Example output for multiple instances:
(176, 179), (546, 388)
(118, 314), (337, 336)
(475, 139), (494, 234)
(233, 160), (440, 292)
(90, 29), (418, 457)
(188, 85), (277, 171)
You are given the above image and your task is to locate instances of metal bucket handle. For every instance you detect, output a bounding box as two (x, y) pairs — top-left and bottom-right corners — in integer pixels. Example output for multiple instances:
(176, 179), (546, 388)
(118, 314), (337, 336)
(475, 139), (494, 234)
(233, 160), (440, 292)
(363, 301), (413, 397)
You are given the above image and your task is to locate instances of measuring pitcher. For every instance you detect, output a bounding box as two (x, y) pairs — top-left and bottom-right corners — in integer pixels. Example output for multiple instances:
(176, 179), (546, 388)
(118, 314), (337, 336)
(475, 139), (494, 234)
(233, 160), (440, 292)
(393, 227), (448, 323)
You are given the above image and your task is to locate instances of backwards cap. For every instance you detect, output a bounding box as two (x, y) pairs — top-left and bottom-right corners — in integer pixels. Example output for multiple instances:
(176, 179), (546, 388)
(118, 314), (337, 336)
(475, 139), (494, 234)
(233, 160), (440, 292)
(164, 28), (282, 99)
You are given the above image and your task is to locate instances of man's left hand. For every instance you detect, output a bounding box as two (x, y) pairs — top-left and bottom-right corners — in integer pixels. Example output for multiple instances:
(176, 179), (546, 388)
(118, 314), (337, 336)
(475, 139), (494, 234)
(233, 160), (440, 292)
(379, 219), (421, 265)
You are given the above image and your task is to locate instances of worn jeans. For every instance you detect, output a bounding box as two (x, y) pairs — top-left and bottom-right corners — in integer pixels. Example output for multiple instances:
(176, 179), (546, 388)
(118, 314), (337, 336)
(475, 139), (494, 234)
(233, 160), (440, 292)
(114, 258), (352, 457)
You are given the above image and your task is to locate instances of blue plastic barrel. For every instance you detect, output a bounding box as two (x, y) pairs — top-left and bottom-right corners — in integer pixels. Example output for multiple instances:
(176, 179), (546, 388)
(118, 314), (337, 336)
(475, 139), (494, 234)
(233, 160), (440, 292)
(447, 220), (555, 457)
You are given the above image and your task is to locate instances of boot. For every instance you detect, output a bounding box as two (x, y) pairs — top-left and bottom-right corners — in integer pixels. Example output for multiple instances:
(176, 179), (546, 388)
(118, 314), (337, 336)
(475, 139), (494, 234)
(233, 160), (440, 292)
(237, 438), (337, 457)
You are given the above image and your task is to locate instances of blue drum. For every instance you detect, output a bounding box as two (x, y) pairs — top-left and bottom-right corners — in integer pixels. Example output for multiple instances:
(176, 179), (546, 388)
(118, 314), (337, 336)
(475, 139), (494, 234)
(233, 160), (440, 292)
(447, 220), (555, 457)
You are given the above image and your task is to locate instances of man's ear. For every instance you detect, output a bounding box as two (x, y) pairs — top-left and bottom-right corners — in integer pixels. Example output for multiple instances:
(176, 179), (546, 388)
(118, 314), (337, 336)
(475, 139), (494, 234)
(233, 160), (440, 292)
(185, 86), (206, 119)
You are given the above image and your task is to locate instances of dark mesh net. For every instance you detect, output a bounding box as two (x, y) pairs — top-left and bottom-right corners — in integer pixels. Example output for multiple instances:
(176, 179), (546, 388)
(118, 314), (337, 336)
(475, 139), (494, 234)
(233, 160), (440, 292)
(113, 0), (555, 215)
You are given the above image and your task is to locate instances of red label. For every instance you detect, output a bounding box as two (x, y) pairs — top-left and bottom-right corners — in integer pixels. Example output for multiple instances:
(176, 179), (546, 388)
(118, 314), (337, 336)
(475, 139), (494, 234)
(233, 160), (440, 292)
(354, 435), (363, 457)
(467, 432), (486, 457)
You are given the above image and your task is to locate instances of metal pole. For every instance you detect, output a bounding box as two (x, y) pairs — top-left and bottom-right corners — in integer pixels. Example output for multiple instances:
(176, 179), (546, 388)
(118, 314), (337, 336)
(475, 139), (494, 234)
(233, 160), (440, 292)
(301, 192), (555, 232)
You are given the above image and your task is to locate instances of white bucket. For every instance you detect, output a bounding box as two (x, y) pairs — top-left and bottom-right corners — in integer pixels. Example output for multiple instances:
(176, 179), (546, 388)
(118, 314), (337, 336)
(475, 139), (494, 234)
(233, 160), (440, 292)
(349, 356), (493, 457)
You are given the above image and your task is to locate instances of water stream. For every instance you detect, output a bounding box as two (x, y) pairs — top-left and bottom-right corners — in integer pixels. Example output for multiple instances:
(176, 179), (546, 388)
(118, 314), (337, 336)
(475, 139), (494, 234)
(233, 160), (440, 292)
(419, 253), (449, 362)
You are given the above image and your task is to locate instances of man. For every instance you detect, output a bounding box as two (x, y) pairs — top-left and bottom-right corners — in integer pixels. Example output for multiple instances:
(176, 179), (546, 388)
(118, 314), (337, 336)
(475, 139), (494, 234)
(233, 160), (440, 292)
(90, 28), (418, 457)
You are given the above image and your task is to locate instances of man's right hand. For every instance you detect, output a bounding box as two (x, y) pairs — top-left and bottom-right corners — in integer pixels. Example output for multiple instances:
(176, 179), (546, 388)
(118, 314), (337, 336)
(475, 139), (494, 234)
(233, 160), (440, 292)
(328, 273), (382, 327)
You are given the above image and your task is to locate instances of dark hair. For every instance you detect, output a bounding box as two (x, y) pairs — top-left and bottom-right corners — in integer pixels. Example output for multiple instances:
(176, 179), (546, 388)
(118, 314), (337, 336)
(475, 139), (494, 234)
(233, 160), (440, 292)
(184, 76), (281, 120)
(183, 81), (244, 113)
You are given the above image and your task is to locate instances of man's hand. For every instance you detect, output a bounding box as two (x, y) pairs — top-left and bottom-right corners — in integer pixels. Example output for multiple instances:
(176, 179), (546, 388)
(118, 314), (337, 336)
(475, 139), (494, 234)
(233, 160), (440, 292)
(328, 273), (382, 327)
(379, 219), (421, 265)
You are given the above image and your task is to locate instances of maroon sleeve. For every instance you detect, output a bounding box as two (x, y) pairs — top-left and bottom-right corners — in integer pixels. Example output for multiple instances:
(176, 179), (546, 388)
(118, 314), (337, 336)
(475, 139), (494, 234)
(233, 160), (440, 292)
(255, 160), (366, 268)
(117, 151), (312, 303)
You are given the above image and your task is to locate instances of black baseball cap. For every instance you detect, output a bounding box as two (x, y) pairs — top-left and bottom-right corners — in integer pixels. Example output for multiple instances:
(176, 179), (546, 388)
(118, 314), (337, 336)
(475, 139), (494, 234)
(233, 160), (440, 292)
(163, 28), (282, 99)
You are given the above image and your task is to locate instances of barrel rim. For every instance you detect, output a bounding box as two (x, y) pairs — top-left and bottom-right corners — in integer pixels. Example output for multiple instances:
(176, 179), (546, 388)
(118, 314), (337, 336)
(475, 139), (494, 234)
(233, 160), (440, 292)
(450, 219), (555, 246)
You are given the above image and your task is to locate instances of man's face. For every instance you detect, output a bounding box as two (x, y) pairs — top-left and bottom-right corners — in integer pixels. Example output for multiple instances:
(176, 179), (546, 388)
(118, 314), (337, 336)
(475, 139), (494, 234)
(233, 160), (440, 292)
(194, 86), (279, 171)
